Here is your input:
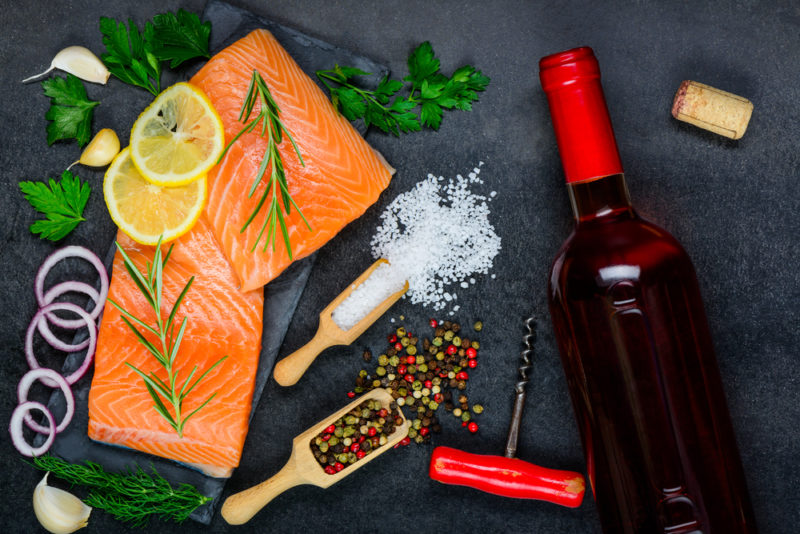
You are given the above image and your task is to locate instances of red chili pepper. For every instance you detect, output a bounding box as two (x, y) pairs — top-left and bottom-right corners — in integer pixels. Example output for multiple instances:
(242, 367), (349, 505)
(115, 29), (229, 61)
(429, 447), (585, 507)
(468, 359), (478, 368)
(406, 355), (416, 365)
(468, 422), (479, 433)
(446, 344), (458, 355)
(466, 347), (477, 359)
(430, 319), (438, 328)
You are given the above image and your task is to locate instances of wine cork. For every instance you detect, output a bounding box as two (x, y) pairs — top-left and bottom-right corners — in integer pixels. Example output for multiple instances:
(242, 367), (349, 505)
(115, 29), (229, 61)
(671, 80), (753, 140)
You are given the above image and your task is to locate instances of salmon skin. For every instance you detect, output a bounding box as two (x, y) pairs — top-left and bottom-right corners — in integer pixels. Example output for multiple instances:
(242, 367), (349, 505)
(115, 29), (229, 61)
(191, 29), (394, 292)
(88, 216), (264, 477)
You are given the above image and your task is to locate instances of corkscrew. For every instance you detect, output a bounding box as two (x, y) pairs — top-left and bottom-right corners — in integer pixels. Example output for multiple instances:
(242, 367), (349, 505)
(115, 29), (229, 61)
(504, 316), (536, 458)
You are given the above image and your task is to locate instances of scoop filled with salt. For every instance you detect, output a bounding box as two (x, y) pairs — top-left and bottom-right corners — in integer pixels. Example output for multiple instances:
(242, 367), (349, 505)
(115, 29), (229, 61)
(273, 259), (408, 387)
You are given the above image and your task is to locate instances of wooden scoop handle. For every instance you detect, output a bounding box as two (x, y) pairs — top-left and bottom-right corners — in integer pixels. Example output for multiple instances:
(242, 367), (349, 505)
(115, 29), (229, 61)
(221, 461), (304, 525)
(273, 327), (336, 386)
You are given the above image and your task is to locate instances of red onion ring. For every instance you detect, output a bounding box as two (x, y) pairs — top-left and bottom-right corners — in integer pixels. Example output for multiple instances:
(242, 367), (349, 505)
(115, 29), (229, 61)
(26, 302), (96, 387)
(37, 281), (100, 351)
(9, 401), (55, 457)
(17, 368), (74, 434)
(34, 246), (108, 328)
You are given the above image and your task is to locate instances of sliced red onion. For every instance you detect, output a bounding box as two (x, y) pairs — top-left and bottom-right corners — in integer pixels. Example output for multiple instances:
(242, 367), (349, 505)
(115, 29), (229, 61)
(26, 302), (96, 387)
(17, 368), (74, 434)
(41, 280), (102, 328)
(9, 401), (55, 457)
(34, 245), (108, 326)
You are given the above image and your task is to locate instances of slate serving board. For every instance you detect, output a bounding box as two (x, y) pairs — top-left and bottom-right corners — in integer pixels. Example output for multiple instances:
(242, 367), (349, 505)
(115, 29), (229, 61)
(35, 0), (389, 524)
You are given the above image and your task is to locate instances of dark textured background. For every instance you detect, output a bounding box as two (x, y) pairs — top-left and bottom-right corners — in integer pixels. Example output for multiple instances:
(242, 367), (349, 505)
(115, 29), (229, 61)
(1, 1), (798, 533)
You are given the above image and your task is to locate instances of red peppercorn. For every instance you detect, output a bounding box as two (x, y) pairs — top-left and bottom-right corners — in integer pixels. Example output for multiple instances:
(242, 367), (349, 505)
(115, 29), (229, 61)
(378, 408), (388, 418)
(439, 372), (448, 379)
(359, 435), (366, 443)
(334, 462), (344, 472)
(322, 433), (331, 441)
(356, 450), (366, 459)
(466, 347), (477, 359)
(424, 380), (433, 389)
(456, 371), (469, 380)
(407, 331), (413, 338)
(468, 359), (478, 368)
(406, 355), (416, 365)
(397, 364), (407, 375)
(388, 334), (397, 343)
(468, 421), (479, 433)
(399, 436), (411, 446)
(347, 391), (356, 398)
(324, 465), (336, 475)
(371, 436), (380, 447)
(351, 443), (360, 453)
(367, 427), (377, 437)
(462, 421), (468, 427)
(434, 393), (444, 403)
(430, 319), (438, 328)
(394, 342), (403, 351)
(404, 374), (414, 383)
(342, 445), (350, 453)
(446, 344), (458, 355)
(325, 424), (336, 434)
(419, 427), (430, 437)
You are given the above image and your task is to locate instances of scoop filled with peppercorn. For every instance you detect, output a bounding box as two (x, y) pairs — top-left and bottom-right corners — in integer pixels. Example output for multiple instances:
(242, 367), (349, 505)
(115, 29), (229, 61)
(221, 389), (409, 525)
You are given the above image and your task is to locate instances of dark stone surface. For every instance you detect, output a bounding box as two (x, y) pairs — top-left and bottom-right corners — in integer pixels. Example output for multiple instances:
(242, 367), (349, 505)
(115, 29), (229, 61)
(1, 1), (798, 533)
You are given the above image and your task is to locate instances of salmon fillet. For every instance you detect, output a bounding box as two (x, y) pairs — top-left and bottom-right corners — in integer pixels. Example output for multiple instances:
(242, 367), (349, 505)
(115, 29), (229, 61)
(191, 29), (394, 292)
(88, 216), (264, 477)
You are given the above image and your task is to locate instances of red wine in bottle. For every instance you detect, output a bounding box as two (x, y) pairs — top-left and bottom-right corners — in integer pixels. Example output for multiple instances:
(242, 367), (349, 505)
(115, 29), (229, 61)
(539, 47), (757, 534)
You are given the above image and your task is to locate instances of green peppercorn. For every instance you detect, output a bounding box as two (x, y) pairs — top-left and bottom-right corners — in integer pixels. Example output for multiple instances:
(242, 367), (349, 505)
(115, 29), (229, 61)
(412, 380), (423, 391)
(400, 336), (410, 347)
(414, 435), (425, 444)
(354, 386), (364, 393)
(334, 427), (344, 437)
(452, 336), (461, 346)
(461, 411), (471, 422)
(378, 354), (389, 366)
(412, 419), (422, 430)
(372, 379), (381, 388)
(428, 401), (439, 410)
(453, 408), (463, 417)
(407, 345), (417, 355)
(389, 355), (400, 367)
(473, 321), (483, 332)
(471, 340), (480, 350)
(343, 426), (356, 437)
(472, 404), (484, 414)
(398, 387), (408, 397)
(418, 363), (428, 373)
(407, 365), (417, 374)
(436, 351), (445, 361)
(408, 428), (418, 439)
(328, 436), (339, 446)
(359, 369), (368, 378)
(396, 327), (406, 337)
(376, 366), (387, 377)
(319, 441), (329, 453)
(432, 337), (443, 347)
(417, 405), (426, 414)
(444, 330), (454, 341)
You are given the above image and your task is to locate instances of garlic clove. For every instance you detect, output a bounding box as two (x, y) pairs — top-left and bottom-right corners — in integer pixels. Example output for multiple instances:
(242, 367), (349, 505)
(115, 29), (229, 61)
(33, 472), (91, 534)
(23, 46), (110, 85)
(75, 128), (120, 168)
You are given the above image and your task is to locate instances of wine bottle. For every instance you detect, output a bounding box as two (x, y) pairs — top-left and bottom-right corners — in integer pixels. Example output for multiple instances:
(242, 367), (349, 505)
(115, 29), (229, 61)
(539, 47), (757, 533)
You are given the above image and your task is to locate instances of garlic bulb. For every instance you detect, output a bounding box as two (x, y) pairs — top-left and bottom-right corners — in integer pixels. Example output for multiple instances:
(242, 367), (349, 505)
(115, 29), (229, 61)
(69, 128), (120, 169)
(23, 46), (110, 84)
(33, 472), (91, 534)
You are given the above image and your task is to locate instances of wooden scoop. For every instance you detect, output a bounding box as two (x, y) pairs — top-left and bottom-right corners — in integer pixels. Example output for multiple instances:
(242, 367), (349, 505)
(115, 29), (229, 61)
(273, 258), (408, 387)
(221, 388), (410, 525)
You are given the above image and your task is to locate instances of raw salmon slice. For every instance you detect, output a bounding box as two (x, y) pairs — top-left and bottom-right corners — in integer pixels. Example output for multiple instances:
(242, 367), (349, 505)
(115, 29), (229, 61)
(88, 216), (264, 477)
(191, 29), (394, 292)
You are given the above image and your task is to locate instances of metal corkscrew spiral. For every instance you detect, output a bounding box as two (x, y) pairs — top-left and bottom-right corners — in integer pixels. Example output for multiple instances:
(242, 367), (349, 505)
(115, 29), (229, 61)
(504, 316), (537, 458)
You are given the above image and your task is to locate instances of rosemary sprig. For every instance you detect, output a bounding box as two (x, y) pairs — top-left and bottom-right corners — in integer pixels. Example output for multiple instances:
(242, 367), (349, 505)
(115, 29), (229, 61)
(31, 454), (211, 527)
(217, 70), (311, 259)
(107, 236), (227, 437)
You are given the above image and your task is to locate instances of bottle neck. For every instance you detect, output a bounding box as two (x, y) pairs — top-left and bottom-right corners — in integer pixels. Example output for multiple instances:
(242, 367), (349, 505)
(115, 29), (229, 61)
(567, 173), (634, 223)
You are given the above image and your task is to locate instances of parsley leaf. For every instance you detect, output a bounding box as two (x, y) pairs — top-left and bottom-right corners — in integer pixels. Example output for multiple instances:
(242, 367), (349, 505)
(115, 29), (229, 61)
(19, 170), (91, 241)
(148, 9), (211, 68)
(41, 74), (99, 146)
(316, 41), (489, 136)
(99, 17), (161, 95)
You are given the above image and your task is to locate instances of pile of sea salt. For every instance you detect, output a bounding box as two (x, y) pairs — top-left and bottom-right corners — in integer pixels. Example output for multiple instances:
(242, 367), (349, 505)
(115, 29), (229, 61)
(331, 163), (501, 331)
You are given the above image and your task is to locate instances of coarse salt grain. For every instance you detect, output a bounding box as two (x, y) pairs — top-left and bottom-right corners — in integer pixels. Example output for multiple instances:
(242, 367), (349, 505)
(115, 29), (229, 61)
(330, 163), (501, 329)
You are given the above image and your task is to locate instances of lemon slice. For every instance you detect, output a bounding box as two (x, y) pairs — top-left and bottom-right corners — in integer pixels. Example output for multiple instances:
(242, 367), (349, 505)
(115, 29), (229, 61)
(129, 82), (224, 187)
(104, 147), (206, 245)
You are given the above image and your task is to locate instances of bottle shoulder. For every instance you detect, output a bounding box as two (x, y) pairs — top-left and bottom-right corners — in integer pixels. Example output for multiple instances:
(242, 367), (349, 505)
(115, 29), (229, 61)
(549, 214), (697, 297)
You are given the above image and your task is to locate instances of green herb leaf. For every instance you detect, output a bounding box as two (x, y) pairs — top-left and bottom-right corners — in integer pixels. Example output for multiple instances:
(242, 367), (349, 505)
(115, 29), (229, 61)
(148, 9), (211, 68)
(19, 169), (90, 241)
(41, 74), (99, 146)
(31, 455), (211, 527)
(219, 70), (311, 257)
(316, 41), (490, 136)
(100, 17), (161, 95)
(112, 236), (226, 437)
